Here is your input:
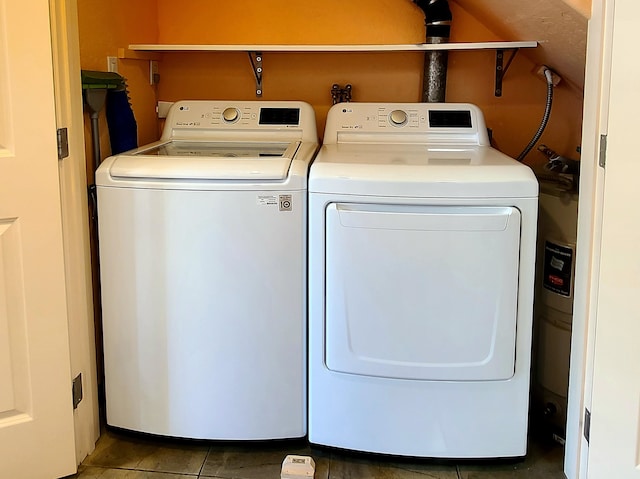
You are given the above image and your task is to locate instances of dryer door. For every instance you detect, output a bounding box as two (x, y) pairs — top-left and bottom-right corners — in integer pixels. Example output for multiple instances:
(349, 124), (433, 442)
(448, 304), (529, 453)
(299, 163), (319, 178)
(324, 203), (521, 381)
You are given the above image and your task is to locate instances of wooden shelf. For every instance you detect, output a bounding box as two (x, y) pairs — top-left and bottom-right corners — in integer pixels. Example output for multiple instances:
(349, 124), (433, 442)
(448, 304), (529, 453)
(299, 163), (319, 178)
(123, 41), (538, 97)
(126, 41), (537, 54)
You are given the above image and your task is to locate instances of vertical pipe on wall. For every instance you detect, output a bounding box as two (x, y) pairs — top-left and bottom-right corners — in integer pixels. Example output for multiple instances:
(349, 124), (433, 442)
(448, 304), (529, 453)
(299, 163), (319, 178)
(415, 0), (452, 102)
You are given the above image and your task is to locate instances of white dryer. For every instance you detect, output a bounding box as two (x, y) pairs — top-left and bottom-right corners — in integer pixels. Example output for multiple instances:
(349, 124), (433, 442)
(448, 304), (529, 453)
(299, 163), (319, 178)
(308, 103), (538, 458)
(96, 100), (317, 440)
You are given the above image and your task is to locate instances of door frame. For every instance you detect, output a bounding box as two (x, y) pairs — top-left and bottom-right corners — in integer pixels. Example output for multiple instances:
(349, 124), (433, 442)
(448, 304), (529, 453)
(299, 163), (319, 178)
(50, 0), (100, 465)
(564, 0), (610, 477)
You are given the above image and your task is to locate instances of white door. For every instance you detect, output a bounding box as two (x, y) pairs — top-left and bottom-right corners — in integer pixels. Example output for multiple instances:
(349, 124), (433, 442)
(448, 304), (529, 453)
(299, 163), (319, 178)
(0, 0), (76, 478)
(586, 0), (640, 477)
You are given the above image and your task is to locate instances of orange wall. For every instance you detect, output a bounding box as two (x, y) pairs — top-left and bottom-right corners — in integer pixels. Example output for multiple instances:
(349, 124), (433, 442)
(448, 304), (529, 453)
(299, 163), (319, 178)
(77, 0), (158, 180)
(77, 0), (584, 167)
(154, 0), (426, 136)
(156, 0), (425, 44)
(155, 51), (425, 136)
(446, 2), (584, 166)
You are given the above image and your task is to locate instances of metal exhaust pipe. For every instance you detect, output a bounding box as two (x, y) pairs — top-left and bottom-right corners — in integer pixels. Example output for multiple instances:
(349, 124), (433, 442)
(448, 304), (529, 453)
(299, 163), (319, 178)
(415, 0), (452, 102)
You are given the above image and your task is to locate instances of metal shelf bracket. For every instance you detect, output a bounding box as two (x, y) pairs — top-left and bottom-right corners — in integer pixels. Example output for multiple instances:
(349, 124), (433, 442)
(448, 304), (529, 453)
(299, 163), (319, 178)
(495, 48), (519, 97)
(248, 51), (263, 97)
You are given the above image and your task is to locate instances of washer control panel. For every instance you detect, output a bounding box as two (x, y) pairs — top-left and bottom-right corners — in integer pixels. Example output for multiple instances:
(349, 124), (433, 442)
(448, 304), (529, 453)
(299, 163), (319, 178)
(161, 100), (318, 143)
(164, 101), (307, 130)
(171, 104), (300, 127)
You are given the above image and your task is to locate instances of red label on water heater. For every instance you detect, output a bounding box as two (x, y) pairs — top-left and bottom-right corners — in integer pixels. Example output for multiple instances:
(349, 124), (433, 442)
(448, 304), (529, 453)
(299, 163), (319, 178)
(543, 241), (573, 297)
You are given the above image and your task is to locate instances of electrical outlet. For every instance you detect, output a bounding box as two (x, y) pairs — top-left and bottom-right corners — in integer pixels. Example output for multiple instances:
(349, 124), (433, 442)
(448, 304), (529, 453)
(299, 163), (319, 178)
(534, 65), (562, 86)
(107, 56), (118, 73)
(150, 60), (160, 85)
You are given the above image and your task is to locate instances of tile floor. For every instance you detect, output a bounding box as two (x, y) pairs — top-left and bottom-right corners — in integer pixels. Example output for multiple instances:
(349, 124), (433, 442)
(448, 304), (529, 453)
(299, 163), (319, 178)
(67, 428), (565, 479)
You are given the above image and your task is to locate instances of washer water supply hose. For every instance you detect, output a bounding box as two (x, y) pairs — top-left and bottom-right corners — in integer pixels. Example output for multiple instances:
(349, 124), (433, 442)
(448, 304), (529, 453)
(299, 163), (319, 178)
(516, 67), (555, 162)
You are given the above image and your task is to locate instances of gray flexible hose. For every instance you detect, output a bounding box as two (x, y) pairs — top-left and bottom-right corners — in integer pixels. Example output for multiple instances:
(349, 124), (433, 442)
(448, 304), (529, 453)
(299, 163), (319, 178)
(517, 68), (554, 162)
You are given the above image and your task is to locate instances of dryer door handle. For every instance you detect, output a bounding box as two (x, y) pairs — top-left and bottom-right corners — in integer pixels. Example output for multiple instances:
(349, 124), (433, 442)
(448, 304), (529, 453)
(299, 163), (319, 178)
(334, 204), (515, 232)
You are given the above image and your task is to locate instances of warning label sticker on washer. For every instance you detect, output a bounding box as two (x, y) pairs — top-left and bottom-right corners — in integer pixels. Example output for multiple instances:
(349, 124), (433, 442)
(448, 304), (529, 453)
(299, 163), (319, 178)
(257, 195), (293, 211)
(279, 195), (292, 211)
(257, 195), (278, 206)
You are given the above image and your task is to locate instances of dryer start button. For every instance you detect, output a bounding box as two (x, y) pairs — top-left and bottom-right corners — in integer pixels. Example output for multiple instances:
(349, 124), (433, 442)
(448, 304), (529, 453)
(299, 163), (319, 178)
(389, 110), (408, 127)
(222, 107), (240, 123)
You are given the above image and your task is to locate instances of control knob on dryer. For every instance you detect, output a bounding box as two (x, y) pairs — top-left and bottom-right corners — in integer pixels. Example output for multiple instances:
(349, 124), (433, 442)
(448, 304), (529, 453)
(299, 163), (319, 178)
(389, 109), (408, 126)
(222, 107), (240, 123)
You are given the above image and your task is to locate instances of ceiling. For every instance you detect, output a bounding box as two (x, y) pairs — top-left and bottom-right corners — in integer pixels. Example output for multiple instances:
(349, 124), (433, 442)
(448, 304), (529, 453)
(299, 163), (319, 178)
(451, 0), (589, 91)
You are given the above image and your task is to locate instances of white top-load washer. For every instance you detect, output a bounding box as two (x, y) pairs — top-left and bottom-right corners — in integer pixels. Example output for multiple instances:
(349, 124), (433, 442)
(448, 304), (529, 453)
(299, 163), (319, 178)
(308, 102), (538, 458)
(96, 100), (317, 440)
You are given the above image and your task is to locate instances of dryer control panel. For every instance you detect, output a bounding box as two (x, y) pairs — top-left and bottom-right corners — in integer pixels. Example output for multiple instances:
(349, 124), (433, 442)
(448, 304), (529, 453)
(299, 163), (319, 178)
(324, 102), (490, 146)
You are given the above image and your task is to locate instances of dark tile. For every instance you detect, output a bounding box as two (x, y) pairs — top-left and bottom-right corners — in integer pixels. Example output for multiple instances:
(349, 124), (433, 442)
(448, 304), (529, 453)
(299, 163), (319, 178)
(77, 430), (564, 479)
(81, 430), (207, 475)
(136, 445), (208, 475)
(457, 438), (565, 479)
(73, 465), (196, 478)
(328, 450), (459, 479)
(200, 441), (329, 479)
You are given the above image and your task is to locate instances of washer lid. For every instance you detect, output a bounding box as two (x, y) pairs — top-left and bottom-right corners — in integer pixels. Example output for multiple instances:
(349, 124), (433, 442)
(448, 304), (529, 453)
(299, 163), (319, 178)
(109, 140), (300, 180)
(309, 143), (539, 198)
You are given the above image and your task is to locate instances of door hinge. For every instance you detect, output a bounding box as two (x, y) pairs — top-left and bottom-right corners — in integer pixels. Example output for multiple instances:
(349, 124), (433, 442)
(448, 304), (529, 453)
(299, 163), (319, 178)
(584, 408), (591, 443)
(72, 373), (83, 409)
(57, 127), (69, 160)
(599, 134), (607, 168)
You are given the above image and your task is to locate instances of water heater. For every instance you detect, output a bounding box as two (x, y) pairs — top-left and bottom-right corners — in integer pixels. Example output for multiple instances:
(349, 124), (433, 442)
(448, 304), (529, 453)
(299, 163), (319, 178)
(533, 184), (579, 441)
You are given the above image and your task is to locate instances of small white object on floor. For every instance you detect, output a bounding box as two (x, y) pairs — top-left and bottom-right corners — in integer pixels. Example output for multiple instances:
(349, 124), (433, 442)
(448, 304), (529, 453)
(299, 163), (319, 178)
(281, 454), (315, 479)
